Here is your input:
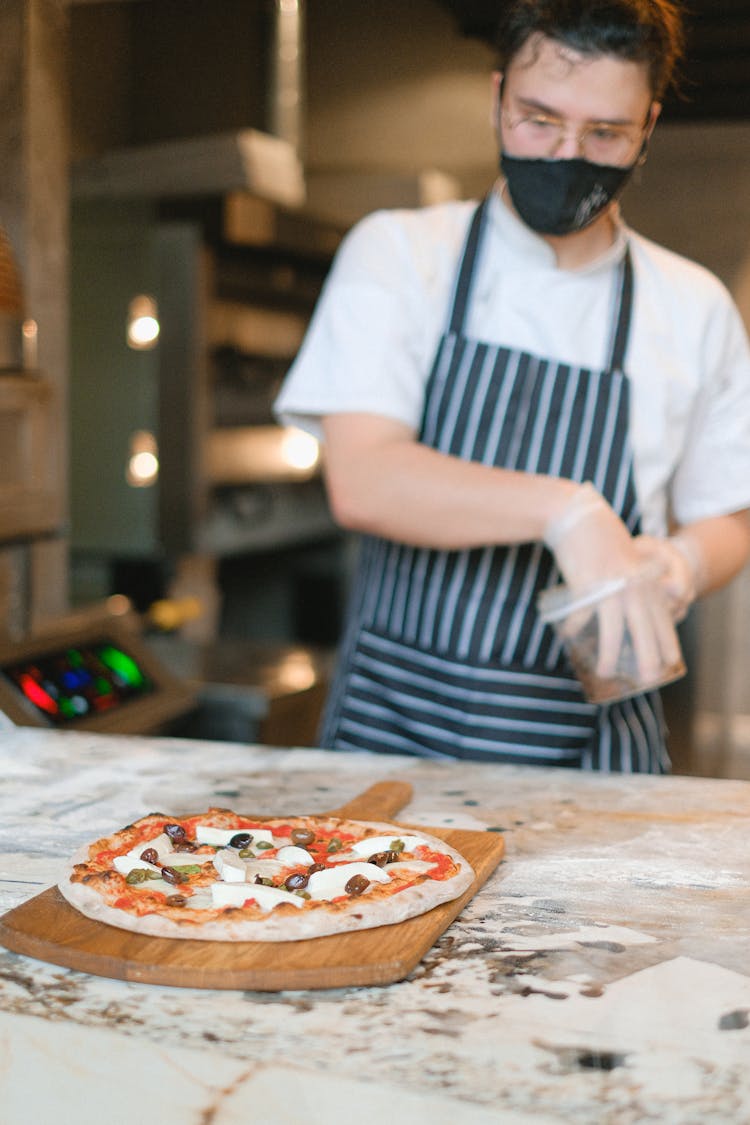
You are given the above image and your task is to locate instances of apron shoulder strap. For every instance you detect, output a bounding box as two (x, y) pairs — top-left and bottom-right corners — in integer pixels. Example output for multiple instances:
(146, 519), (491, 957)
(447, 196), (489, 336)
(607, 246), (634, 374)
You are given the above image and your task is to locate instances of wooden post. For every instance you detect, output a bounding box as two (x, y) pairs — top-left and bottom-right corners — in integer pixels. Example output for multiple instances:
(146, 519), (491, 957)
(0, 0), (70, 628)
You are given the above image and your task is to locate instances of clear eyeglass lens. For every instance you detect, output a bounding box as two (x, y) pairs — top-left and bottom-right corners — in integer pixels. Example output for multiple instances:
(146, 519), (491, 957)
(505, 113), (639, 165)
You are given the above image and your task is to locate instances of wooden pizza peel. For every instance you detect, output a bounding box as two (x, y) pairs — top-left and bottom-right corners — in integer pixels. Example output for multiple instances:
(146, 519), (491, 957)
(0, 781), (505, 990)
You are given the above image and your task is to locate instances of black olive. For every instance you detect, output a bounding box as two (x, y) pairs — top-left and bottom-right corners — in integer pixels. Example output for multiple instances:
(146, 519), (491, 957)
(140, 847), (159, 864)
(284, 872), (309, 890)
(173, 841), (198, 853)
(166, 894), (187, 906)
(229, 832), (253, 849)
(164, 823), (186, 841)
(367, 851), (399, 867)
(345, 874), (370, 896)
(308, 862), (326, 874)
(291, 827), (316, 846)
(160, 866), (185, 885)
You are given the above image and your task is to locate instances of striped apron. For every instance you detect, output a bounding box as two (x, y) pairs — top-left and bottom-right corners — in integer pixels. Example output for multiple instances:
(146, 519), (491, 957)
(321, 196), (669, 773)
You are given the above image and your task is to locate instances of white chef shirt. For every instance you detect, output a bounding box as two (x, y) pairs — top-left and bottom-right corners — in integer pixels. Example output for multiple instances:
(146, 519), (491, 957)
(275, 187), (750, 535)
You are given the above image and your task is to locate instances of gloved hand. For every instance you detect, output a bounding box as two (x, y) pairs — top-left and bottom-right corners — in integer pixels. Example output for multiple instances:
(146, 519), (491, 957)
(542, 484), (680, 684)
(543, 483), (642, 593)
(633, 533), (703, 622)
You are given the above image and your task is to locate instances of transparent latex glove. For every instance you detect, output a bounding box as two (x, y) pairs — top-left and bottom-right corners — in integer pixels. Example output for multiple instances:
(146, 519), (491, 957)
(633, 533), (703, 623)
(543, 484), (679, 681)
(543, 483), (641, 593)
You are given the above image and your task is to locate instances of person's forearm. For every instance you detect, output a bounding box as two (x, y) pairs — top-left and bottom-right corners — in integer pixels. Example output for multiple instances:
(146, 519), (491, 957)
(322, 414), (579, 549)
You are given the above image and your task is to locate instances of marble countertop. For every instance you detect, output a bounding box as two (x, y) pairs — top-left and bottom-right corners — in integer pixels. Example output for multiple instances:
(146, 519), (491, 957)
(1, 727), (750, 1124)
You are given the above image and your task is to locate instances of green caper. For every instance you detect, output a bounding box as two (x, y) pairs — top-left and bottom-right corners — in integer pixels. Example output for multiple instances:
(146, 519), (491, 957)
(327, 837), (343, 853)
(239, 848), (254, 858)
(389, 839), (406, 853)
(125, 868), (148, 884)
(255, 841), (274, 850)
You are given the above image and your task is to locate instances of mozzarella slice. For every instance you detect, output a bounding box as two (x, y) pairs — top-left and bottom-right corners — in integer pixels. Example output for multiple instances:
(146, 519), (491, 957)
(349, 834), (429, 857)
(194, 825), (244, 846)
(130, 877), (184, 896)
(122, 832), (215, 867)
(275, 845), (315, 866)
(185, 890), (214, 910)
(124, 832), (173, 862)
(212, 850), (247, 883)
(243, 858), (288, 883)
(195, 824), (277, 848)
(305, 861), (390, 901)
(115, 850), (213, 876)
(210, 882), (304, 911)
(161, 850), (216, 866)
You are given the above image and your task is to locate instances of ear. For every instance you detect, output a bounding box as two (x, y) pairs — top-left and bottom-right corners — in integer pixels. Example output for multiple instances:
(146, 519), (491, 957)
(490, 70), (503, 131)
(637, 101), (662, 165)
(645, 101), (662, 140)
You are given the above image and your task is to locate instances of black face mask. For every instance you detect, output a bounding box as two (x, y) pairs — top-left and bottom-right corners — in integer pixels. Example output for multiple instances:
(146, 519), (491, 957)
(499, 152), (636, 236)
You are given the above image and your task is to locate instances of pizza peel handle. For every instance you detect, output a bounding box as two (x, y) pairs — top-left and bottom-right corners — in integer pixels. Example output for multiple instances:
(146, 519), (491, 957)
(327, 780), (414, 821)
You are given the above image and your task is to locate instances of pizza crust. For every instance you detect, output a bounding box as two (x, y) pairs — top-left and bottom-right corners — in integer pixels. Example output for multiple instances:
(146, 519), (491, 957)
(58, 816), (475, 943)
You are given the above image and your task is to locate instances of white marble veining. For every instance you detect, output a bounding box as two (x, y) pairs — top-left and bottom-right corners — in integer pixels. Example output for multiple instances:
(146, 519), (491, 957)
(2, 728), (750, 1123)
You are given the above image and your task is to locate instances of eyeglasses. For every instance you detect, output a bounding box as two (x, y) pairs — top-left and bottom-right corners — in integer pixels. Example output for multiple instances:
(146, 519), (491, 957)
(501, 108), (648, 166)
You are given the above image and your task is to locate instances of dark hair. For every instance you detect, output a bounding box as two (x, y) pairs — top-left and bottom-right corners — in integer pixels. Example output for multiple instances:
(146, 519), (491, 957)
(495, 0), (685, 100)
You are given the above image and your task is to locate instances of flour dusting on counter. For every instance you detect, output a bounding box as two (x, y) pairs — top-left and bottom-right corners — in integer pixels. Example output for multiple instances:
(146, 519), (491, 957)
(2, 729), (750, 1124)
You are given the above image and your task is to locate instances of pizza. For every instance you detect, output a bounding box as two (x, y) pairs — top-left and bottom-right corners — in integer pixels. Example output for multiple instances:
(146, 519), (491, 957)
(58, 807), (475, 942)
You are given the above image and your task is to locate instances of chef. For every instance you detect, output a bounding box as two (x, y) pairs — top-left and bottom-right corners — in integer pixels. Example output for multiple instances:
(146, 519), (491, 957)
(275, 0), (750, 771)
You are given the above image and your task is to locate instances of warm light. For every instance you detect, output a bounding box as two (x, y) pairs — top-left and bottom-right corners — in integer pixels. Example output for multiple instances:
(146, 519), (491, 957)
(277, 650), (317, 694)
(126, 430), (159, 487)
(126, 295), (160, 350)
(281, 427), (319, 471)
(129, 451), (158, 482)
(105, 594), (133, 617)
(205, 426), (321, 483)
(22, 319), (38, 369)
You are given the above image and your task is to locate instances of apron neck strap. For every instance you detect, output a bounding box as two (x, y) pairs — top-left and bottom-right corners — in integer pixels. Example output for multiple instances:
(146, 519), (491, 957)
(447, 194), (636, 375)
(607, 247), (634, 374)
(447, 196), (489, 337)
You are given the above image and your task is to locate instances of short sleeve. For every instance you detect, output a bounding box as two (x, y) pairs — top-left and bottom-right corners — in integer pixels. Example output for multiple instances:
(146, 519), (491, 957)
(274, 205), (471, 439)
(671, 293), (750, 523)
